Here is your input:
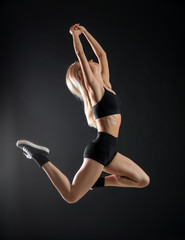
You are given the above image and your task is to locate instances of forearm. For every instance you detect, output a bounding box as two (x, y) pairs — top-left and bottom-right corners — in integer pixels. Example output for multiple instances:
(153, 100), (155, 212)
(83, 30), (105, 57)
(72, 33), (84, 55)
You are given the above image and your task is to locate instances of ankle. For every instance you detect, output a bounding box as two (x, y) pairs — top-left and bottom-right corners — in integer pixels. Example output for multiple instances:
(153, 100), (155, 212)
(92, 177), (105, 188)
(33, 153), (49, 167)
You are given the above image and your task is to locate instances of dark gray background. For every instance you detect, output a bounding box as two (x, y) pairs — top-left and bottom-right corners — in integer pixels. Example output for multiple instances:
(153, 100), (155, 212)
(1, 1), (184, 240)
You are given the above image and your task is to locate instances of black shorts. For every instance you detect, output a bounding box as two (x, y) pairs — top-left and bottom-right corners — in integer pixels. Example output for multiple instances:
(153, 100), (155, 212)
(83, 132), (118, 166)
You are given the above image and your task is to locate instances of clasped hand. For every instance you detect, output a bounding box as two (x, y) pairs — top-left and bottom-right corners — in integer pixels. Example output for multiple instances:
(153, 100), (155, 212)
(69, 23), (86, 35)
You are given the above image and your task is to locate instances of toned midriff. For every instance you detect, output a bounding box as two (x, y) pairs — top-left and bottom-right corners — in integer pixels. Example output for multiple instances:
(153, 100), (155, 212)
(88, 80), (121, 138)
(95, 113), (121, 138)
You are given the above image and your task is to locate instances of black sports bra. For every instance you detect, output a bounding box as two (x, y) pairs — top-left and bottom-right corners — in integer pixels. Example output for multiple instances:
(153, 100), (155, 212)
(92, 87), (121, 119)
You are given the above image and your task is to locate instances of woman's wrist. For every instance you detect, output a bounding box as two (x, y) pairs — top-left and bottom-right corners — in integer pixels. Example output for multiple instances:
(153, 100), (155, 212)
(72, 31), (81, 37)
(83, 29), (87, 35)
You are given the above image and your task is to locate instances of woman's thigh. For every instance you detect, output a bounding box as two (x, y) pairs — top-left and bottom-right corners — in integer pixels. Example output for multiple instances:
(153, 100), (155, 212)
(71, 158), (104, 201)
(103, 152), (149, 183)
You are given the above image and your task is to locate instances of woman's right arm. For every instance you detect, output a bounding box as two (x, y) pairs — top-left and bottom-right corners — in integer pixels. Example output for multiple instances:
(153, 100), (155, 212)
(70, 26), (94, 90)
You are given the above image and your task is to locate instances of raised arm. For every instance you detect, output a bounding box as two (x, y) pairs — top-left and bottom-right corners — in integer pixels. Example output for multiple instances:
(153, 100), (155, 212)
(83, 29), (105, 58)
(76, 24), (111, 89)
(70, 25), (94, 91)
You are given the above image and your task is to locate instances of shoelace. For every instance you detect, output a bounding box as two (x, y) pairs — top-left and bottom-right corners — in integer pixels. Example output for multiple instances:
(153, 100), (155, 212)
(23, 146), (32, 159)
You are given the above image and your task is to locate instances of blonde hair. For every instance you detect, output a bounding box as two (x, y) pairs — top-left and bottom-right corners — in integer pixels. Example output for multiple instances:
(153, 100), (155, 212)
(66, 62), (97, 129)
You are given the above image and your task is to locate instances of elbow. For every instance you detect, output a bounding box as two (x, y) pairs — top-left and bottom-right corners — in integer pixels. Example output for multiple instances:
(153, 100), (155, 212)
(98, 50), (106, 58)
(76, 50), (84, 57)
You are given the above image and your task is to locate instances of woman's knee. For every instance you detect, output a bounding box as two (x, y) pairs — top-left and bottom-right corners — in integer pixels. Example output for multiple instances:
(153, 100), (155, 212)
(63, 192), (80, 204)
(138, 174), (150, 188)
(63, 189), (83, 204)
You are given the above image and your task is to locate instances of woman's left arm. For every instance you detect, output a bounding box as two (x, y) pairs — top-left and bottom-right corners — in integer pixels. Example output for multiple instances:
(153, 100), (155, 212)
(82, 28), (106, 58)
(77, 25), (111, 88)
(70, 24), (105, 57)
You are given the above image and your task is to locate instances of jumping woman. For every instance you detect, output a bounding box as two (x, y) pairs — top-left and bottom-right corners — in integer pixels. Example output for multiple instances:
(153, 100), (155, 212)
(16, 24), (150, 204)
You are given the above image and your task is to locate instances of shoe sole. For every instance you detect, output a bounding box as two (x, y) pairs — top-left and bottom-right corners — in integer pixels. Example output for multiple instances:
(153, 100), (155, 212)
(16, 140), (50, 153)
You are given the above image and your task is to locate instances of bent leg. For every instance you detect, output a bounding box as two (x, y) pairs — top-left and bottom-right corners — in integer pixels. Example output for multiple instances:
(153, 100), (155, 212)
(103, 152), (150, 188)
(42, 158), (104, 203)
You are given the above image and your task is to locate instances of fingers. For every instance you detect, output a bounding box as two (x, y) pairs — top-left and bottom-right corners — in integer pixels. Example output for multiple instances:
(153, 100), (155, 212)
(70, 27), (78, 32)
(71, 23), (80, 29)
(74, 25), (80, 30)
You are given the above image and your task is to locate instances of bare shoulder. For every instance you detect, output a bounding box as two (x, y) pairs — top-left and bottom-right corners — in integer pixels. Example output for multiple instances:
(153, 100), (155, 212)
(87, 79), (116, 107)
(87, 81), (104, 107)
